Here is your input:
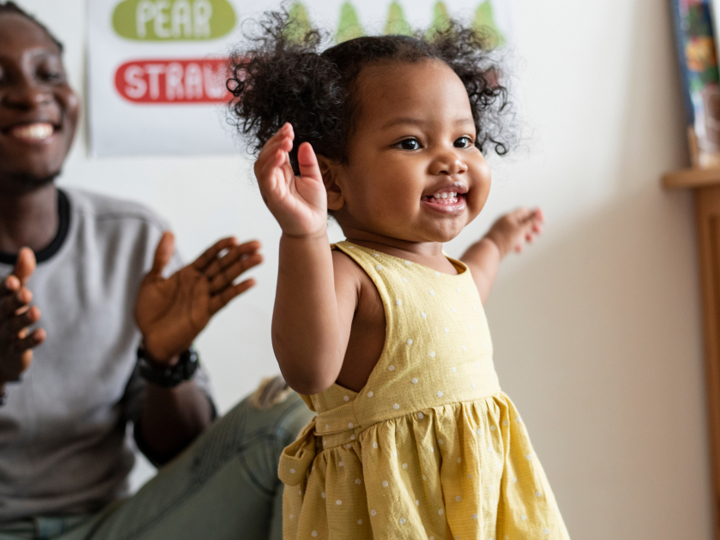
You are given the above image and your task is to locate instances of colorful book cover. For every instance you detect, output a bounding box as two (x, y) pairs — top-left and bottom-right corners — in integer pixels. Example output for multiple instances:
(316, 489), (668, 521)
(670, 0), (720, 168)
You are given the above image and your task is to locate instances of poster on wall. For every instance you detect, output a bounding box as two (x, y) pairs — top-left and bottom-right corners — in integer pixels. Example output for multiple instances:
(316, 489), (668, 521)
(88, 0), (513, 157)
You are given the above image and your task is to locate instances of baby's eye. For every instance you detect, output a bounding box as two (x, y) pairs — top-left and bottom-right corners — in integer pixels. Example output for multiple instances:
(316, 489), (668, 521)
(454, 136), (474, 148)
(396, 138), (420, 150)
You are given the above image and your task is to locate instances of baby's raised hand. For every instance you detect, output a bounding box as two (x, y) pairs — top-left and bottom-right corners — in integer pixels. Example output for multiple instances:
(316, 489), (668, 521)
(485, 208), (544, 257)
(254, 123), (328, 237)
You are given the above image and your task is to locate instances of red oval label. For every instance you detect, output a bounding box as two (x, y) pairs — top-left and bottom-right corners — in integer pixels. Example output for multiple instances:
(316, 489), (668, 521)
(114, 58), (233, 104)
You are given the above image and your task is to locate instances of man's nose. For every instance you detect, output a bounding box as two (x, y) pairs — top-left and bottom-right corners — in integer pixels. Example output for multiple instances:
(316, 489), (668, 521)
(3, 79), (52, 110)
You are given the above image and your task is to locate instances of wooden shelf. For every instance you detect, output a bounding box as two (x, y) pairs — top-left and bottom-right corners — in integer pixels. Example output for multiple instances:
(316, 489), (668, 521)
(667, 178), (720, 538)
(663, 167), (720, 189)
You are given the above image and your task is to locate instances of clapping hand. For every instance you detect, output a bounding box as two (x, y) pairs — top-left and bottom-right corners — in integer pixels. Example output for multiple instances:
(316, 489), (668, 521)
(135, 233), (262, 363)
(0, 248), (44, 385)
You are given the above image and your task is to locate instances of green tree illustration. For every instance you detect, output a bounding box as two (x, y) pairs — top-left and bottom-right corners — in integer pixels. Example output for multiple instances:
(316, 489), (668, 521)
(285, 2), (313, 44)
(384, 2), (412, 36)
(473, 1), (505, 47)
(427, 2), (450, 38)
(336, 2), (365, 43)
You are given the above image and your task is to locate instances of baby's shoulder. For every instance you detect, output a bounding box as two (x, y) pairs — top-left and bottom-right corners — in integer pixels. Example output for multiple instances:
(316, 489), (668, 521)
(331, 248), (383, 305)
(332, 248), (367, 289)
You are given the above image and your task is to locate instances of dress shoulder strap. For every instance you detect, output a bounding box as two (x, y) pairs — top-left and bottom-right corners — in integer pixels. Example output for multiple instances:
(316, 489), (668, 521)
(333, 241), (386, 273)
(332, 240), (407, 310)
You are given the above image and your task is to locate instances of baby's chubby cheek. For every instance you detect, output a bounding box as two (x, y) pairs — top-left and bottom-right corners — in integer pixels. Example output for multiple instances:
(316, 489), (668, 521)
(469, 172), (492, 215)
(467, 187), (490, 221)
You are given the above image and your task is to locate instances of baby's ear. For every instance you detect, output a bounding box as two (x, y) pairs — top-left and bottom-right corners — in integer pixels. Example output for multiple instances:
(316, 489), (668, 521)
(317, 155), (345, 211)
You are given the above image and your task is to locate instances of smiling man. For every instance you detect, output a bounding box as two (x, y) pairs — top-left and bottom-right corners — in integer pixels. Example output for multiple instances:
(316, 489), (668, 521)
(0, 3), (312, 540)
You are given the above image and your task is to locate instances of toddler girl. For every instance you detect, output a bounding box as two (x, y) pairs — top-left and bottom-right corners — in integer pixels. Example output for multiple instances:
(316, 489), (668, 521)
(229, 13), (570, 540)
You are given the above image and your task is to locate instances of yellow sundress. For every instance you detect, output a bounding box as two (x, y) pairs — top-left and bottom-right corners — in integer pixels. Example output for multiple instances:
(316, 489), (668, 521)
(278, 241), (570, 540)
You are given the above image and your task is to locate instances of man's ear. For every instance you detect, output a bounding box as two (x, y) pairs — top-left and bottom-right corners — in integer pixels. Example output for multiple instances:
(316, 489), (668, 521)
(317, 155), (345, 212)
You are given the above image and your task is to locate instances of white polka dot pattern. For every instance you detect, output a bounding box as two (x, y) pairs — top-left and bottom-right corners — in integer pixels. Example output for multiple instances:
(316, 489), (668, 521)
(280, 242), (570, 540)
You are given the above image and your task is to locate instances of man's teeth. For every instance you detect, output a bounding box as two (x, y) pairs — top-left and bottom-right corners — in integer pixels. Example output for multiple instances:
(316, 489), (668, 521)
(10, 123), (54, 141)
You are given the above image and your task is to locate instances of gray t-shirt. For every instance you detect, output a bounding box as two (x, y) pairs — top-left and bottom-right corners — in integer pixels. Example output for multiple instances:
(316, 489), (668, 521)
(0, 188), (213, 522)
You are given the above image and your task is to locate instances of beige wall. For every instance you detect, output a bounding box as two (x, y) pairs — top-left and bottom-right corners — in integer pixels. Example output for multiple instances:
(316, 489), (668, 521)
(22, 0), (711, 536)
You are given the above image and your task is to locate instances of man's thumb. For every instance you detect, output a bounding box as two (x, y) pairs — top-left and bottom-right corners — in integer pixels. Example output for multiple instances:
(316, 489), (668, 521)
(149, 232), (175, 277)
(13, 248), (36, 286)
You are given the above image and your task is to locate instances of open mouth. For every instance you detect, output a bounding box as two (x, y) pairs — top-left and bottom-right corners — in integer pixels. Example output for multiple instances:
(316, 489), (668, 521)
(422, 191), (463, 205)
(421, 186), (468, 213)
(4, 122), (58, 143)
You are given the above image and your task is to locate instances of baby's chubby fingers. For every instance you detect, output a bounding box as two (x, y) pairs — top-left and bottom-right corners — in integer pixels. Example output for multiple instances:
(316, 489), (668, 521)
(485, 207), (545, 259)
(518, 208), (543, 233)
(259, 125), (293, 162)
(297, 141), (322, 183)
(527, 208), (544, 232)
(520, 208), (544, 247)
(531, 207), (545, 224)
(530, 209), (544, 236)
(255, 123), (294, 176)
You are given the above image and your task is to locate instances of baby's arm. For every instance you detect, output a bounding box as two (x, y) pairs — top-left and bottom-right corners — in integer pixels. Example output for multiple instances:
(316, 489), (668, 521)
(255, 123), (356, 394)
(461, 208), (544, 303)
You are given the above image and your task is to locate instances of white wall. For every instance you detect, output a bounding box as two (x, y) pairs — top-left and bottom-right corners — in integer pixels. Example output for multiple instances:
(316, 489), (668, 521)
(20, 0), (710, 537)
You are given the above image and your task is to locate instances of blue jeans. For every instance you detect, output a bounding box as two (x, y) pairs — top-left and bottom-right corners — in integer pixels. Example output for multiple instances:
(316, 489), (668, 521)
(0, 391), (314, 540)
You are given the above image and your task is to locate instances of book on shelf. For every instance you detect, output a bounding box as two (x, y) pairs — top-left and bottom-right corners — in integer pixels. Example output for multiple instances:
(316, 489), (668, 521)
(671, 0), (720, 168)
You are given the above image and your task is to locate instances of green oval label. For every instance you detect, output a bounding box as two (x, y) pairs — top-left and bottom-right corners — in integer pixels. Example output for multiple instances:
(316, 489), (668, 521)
(112, 0), (236, 41)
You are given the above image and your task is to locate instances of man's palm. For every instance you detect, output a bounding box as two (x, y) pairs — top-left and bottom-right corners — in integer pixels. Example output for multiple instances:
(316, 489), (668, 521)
(134, 233), (262, 363)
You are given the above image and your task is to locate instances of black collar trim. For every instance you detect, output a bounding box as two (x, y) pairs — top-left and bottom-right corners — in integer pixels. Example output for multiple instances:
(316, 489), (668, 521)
(0, 189), (71, 265)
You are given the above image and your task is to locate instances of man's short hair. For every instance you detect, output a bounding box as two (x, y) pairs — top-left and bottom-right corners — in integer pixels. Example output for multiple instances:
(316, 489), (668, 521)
(0, 1), (64, 52)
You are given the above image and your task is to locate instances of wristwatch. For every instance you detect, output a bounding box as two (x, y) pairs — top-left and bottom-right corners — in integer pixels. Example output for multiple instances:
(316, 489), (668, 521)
(0, 374), (20, 406)
(137, 342), (200, 388)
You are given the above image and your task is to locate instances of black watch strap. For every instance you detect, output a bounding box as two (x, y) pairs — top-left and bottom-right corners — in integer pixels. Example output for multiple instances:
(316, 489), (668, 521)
(137, 344), (200, 388)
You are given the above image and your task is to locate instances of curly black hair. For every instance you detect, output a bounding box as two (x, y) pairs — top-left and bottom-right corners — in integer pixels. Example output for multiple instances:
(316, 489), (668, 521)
(228, 10), (513, 175)
(0, 2), (64, 52)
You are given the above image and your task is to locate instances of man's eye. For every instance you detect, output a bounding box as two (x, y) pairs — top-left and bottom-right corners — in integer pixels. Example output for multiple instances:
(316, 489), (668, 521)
(397, 138), (420, 150)
(36, 60), (65, 83)
(454, 136), (473, 148)
(39, 70), (63, 83)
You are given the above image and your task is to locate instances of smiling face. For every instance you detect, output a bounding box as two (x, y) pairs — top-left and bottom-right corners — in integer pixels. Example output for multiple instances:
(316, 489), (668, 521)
(325, 59), (491, 246)
(0, 13), (79, 195)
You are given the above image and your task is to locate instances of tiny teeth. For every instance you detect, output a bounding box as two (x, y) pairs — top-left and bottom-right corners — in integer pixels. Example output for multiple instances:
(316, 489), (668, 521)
(10, 123), (54, 141)
(433, 192), (457, 200)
